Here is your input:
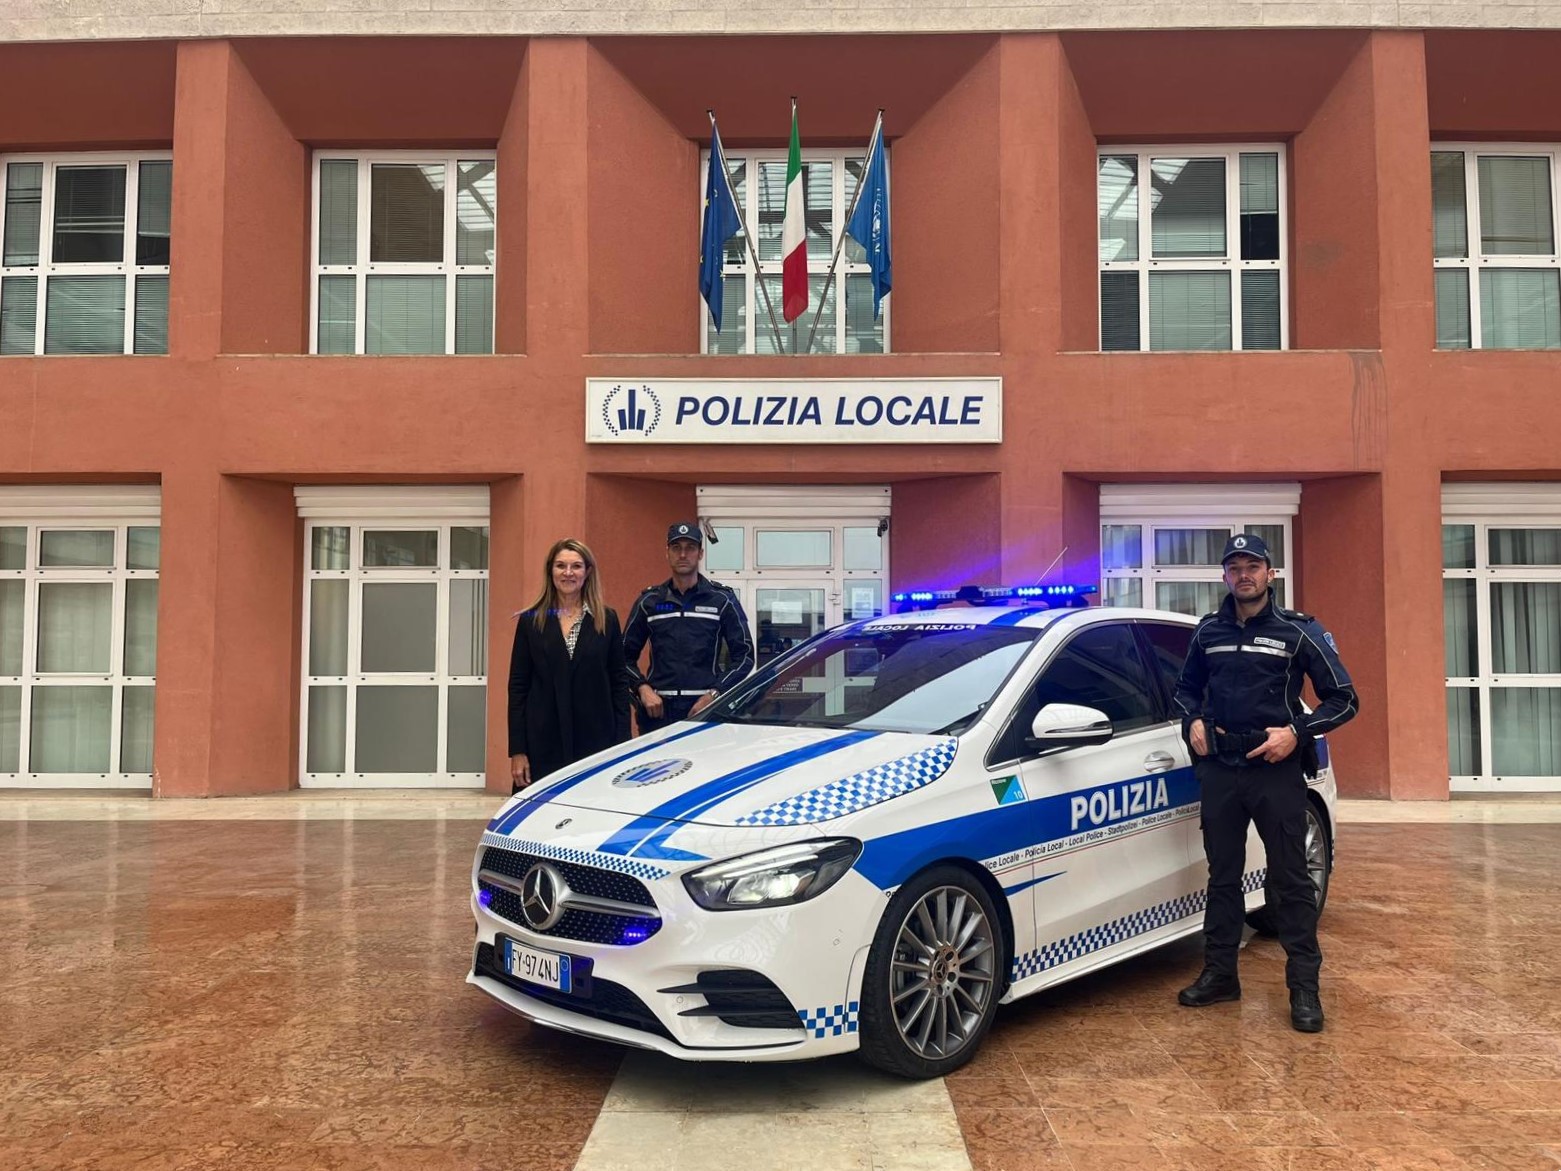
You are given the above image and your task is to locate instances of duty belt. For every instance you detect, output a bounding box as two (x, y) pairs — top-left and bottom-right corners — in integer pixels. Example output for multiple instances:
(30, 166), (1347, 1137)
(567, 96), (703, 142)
(1210, 727), (1269, 757)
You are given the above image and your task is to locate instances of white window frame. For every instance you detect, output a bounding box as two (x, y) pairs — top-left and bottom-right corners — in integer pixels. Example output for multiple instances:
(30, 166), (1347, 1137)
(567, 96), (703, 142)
(0, 151), (172, 356)
(699, 147), (890, 356)
(309, 151), (496, 356)
(0, 517), (159, 789)
(1099, 485), (1298, 615)
(299, 517), (489, 789)
(1442, 489), (1561, 792)
(1097, 143), (1288, 352)
(1432, 143), (1561, 350)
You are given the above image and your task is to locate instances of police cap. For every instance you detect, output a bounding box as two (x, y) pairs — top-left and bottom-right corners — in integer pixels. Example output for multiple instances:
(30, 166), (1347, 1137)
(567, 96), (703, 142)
(1221, 532), (1272, 566)
(666, 522), (703, 547)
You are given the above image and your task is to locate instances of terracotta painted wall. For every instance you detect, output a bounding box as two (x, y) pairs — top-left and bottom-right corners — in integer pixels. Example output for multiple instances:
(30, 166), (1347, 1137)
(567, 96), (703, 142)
(1291, 34), (1382, 351)
(586, 46), (700, 356)
(892, 475), (1002, 594)
(891, 42), (1002, 354)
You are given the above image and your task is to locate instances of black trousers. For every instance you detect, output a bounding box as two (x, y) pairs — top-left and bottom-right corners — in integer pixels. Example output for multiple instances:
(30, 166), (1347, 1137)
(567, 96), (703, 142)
(1197, 755), (1322, 991)
(639, 695), (698, 735)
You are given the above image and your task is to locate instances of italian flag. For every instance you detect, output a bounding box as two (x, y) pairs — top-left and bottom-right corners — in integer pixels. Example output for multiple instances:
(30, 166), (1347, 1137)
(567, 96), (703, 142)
(781, 104), (808, 322)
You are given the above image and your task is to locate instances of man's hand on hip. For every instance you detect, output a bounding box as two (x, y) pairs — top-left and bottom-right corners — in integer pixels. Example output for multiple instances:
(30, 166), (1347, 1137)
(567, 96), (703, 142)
(1189, 718), (1209, 757)
(1247, 725), (1298, 763)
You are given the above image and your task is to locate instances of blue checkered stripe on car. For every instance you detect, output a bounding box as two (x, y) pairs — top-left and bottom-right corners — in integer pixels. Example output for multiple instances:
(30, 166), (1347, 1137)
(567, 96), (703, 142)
(1009, 869), (1269, 982)
(797, 1001), (860, 1038)
(479, 832), (669, 881)
(733, 740), (958, 827)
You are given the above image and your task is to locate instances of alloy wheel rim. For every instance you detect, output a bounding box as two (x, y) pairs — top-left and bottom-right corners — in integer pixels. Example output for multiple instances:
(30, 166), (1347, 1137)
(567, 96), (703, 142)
(889, 885), (996, 1059)
(1305, 809), (1329, 907)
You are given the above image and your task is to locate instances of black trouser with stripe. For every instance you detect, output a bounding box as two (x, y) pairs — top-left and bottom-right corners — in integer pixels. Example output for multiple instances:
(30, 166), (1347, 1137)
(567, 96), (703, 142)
(1197, 755), (1322, 992)
(639, 695), (699, 735)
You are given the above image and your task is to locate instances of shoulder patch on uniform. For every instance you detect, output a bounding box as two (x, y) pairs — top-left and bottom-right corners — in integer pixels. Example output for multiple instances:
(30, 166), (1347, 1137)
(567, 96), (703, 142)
(1322, 630), (1338, 651)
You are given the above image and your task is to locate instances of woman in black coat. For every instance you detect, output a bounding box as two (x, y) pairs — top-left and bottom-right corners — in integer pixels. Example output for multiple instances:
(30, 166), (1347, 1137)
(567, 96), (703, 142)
(507, 538), (632, 791)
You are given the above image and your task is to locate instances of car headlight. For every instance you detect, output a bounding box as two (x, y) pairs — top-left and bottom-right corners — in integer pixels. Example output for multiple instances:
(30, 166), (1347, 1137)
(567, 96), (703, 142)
(682, 839), (862, 911)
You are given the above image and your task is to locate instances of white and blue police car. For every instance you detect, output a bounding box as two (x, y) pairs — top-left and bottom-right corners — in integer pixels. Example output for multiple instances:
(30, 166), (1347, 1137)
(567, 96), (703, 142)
(467, 585), (1338, 1078)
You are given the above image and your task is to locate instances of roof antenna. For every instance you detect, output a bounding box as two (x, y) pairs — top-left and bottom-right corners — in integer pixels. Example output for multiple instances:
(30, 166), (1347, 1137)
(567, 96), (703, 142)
(1032, 546), (1068, 588)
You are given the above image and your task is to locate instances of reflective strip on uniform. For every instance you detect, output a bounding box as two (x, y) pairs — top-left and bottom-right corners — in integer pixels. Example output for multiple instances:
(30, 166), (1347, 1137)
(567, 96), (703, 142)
(1241, 645), (1292, 658)
(646, 611), (721, 622)
(1205, 645), (1238, 654)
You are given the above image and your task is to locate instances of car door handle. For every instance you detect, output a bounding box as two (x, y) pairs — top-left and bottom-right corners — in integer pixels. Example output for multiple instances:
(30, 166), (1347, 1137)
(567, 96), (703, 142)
(1143, 751), (1176, 773)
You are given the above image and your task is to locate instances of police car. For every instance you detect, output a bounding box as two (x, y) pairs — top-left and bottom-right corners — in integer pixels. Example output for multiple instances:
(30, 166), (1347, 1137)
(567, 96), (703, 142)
(467, 586), (1339, 1078)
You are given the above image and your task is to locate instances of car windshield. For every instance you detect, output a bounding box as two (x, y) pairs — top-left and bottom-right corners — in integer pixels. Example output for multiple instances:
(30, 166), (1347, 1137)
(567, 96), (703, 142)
(705, 622), (1039, 734)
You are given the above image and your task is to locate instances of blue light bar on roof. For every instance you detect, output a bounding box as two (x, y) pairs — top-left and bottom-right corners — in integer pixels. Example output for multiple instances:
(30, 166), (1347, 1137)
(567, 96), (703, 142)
(890, 583), (1098, 607)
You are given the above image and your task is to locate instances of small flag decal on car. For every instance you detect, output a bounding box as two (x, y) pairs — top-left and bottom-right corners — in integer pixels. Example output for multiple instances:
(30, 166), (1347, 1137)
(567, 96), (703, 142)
(990, 775), (1026, 805)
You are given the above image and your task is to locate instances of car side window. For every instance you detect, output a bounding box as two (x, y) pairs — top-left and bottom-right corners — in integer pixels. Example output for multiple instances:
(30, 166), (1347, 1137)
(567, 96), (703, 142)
(1138, 622), (1193, 716)
(992, 622), (1161, 762)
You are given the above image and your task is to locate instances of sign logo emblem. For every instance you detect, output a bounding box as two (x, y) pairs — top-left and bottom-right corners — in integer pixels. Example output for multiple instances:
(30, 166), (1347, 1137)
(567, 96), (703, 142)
(989, 775), (1026, 805)
(520, 862), (567, 931)
(601, 384), (661, 437)
(612, 758), (693, 788)
(1233, 536), (1248, 549)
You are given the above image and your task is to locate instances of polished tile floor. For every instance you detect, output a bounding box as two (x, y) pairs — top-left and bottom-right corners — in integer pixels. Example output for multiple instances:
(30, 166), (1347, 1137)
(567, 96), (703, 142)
(2, 808), (1560, 1170)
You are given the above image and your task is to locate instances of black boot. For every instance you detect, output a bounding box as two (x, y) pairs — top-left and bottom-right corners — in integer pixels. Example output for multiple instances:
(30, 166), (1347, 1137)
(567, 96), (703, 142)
(1177, 968), (1241, 1007)
(1290, 989), (1324, 1032)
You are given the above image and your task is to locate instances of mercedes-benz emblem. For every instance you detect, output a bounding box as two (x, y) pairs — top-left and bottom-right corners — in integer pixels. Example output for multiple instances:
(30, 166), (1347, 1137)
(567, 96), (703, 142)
(520, 862), (568, 931)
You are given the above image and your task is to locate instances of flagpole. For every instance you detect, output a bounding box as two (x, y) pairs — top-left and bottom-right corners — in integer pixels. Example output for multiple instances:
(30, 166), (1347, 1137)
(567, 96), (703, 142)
(805, 110), (882, 355)
(708, 110), (787, 355)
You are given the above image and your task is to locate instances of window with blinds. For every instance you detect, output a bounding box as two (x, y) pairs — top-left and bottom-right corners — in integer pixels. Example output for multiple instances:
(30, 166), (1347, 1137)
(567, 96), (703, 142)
(1432, 147), (1561, 350)
(1098, 146), (1285, 353)
(0, 155), (171, 357)
(311, 153), (496, 356)
(701, 148), (887, 355)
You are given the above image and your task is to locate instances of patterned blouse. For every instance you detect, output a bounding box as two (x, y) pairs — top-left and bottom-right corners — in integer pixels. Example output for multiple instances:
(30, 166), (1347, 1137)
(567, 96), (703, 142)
(563, 604), (591, 660)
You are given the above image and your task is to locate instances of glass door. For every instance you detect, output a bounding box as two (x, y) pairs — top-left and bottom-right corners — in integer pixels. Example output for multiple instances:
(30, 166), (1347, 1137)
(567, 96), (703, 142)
(702, 517), (889, 667)
(753, 585), (829, 668)
(301, 521), (488, 788)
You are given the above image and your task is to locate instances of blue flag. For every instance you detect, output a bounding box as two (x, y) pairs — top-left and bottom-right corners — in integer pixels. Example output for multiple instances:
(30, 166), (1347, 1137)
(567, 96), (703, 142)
(700, 123), (743, 328)
(846, 116), (892, 318)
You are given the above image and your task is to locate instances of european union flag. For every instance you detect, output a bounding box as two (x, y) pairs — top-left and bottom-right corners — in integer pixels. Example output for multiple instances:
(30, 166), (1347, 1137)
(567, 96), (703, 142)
(700, 123), (743, 328)
(846, 115), (892, 318)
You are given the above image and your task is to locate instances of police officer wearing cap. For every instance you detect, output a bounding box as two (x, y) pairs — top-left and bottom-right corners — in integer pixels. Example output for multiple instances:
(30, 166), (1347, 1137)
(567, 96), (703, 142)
(623, 523), (756, 733)
(1172, 532), (1358, 1033)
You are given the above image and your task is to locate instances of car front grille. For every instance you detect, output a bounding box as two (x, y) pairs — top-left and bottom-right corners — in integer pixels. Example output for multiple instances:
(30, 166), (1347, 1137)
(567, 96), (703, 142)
(474, 941), (672, 1040)
(478, 846), (663, 947)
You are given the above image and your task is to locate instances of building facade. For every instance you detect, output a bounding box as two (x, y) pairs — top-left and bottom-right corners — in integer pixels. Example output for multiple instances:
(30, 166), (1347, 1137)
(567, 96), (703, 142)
(2, 6), (1560, 798)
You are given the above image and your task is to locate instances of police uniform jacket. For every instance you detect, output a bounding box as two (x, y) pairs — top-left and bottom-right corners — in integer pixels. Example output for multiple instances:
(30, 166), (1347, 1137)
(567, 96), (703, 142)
(622, 575), (756, 701)
(1172, 589), (1358, 768)
(507, 608), (632, 780)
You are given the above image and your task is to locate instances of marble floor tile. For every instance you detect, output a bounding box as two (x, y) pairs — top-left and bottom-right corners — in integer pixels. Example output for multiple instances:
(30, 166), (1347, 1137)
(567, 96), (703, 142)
(5, 813), (1561, 1170)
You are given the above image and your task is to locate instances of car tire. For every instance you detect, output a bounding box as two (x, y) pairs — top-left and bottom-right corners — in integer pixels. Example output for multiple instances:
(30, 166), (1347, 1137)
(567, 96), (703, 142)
(858, 865), (1004, 1079)
(1246, 800), (1333, 937)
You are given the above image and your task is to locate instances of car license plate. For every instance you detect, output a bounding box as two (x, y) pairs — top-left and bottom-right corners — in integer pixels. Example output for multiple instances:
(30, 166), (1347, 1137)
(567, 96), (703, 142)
(504, 938), (573, 994)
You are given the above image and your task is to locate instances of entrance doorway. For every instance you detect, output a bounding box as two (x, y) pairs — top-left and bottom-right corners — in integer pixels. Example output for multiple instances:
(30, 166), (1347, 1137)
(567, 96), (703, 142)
(695, 486), (891, 668)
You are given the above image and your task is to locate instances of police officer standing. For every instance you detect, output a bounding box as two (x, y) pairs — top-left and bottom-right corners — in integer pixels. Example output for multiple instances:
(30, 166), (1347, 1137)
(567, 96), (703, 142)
(623, 523), (756, 733)
(1172, 533), (1358, 1033)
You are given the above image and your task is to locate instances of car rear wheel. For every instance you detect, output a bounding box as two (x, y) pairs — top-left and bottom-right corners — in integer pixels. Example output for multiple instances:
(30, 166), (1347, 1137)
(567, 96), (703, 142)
(1247, 801), (1332, 937)
(858, 866), (1003, 1079)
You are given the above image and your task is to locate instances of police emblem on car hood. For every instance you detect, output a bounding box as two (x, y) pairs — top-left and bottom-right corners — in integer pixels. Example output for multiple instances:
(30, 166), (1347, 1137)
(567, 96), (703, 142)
(611, 758), (693, 787)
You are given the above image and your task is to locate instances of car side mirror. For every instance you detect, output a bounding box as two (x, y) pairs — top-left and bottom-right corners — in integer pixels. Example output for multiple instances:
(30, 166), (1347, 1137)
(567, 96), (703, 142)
(1028, 703), (1114, 748)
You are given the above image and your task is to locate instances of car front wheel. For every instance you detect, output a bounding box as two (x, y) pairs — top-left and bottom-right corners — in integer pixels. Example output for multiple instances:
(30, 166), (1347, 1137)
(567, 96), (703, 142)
(858, 866), (1004, 1079)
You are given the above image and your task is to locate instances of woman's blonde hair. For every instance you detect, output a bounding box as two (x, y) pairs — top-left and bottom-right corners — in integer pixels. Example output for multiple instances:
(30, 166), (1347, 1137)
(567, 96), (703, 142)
(527, 538), (606, 630)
